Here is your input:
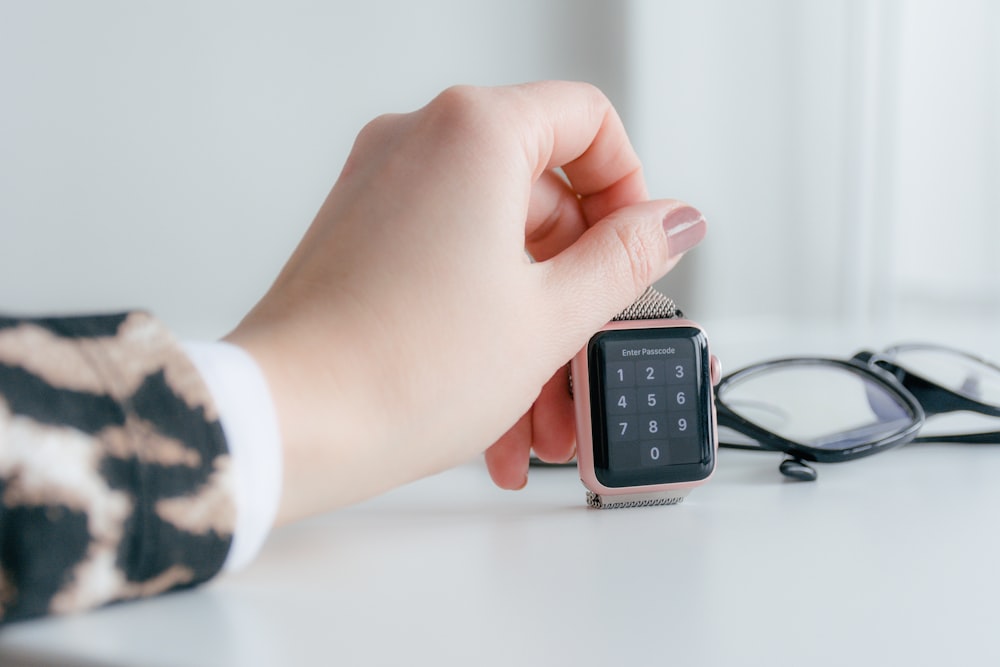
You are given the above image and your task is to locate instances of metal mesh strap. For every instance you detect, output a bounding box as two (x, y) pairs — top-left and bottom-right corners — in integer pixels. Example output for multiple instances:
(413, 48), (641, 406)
(612, 286), (682, 322)
(586, 491), (687, 509)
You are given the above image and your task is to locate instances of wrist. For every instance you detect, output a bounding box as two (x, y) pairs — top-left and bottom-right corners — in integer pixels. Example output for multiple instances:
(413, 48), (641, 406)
(224, 319), (403, 524)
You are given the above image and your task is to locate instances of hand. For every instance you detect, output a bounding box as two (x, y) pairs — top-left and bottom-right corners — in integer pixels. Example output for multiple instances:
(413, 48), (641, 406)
(225, 81), (707, 523)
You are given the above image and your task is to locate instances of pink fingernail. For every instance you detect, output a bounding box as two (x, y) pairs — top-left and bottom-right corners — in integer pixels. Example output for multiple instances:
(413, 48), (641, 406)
(663, 206), (706, 255)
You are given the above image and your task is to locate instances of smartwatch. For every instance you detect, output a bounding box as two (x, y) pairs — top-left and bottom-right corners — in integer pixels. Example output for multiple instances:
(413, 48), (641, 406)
(571, 287), (719, 508)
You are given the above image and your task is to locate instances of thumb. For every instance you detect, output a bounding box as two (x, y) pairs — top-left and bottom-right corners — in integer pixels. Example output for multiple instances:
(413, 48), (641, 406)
(539, 199), (706, 349)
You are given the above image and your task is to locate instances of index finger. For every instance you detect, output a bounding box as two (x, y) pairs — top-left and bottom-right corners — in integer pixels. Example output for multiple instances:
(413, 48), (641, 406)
(508, 81), (650, 225)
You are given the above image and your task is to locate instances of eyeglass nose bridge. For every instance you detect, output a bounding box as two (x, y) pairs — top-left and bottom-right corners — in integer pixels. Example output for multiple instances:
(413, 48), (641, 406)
(850, 350), (876, 365)
(849, 349), (903, 380)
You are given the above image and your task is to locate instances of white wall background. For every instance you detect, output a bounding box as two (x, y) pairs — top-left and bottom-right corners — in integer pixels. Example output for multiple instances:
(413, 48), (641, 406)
(631, 0), (1000, 332)
(2, 0), (998, 343)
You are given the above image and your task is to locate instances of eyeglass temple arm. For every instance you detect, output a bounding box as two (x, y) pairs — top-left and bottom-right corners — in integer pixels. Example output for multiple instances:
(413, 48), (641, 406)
(859, 354), (1000, 419)
(912, 431), (1000, 445)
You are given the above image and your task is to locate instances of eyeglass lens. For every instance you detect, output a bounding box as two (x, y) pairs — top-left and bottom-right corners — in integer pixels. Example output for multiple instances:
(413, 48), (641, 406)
(718, 361), (915, 450)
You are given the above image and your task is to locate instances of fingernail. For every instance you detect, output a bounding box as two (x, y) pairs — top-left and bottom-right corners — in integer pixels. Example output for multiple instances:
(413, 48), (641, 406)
(663, 206), (706, 256)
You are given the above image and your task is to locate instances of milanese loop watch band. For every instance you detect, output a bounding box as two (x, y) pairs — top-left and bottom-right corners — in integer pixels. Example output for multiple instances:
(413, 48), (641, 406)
(611, 286), (682, 322)
(587, 285), (691, 510)
(585, 490), (685, 509)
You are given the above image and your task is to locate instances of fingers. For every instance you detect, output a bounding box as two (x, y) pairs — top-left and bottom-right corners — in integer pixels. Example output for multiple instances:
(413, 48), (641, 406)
(379, 82), (647, 265)
(526, 366), (576, 463)
(485, 367), (576, 490)
(507, 82), (648, 219)
(485, 414), (531, 490)
(538, 199), (707, 351)
(524, 170), (588, 261)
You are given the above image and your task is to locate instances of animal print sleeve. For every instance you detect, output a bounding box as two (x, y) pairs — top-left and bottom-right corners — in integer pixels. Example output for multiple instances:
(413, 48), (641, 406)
(0, 312), (234, 623)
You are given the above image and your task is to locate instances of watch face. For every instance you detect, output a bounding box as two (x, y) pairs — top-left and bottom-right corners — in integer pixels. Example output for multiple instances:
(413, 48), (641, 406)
(588, 326), (715, 488)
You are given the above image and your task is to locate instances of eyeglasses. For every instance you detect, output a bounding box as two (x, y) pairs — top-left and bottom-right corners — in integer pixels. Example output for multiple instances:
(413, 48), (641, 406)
(715, 343), (1000, 481)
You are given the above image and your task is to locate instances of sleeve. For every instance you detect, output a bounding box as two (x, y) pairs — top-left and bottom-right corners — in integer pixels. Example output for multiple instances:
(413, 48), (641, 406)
(0, 312), (235, 624)
(181, 341), (282, 573)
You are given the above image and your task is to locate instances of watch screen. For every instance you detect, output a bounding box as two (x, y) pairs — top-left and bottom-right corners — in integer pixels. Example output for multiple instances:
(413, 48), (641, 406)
(588, 327), (714, 487)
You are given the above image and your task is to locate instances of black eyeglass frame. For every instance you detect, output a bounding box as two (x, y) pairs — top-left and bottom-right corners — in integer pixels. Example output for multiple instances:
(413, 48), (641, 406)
(715, 344), (1000, 467)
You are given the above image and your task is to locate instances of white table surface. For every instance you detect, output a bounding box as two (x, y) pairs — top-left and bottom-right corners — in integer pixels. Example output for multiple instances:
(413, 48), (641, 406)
(3, 443), (1000, 667)
(3, 318), (999, 667)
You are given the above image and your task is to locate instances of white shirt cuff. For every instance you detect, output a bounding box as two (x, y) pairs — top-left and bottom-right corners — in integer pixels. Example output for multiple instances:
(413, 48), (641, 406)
(182, 341), (282, 572)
